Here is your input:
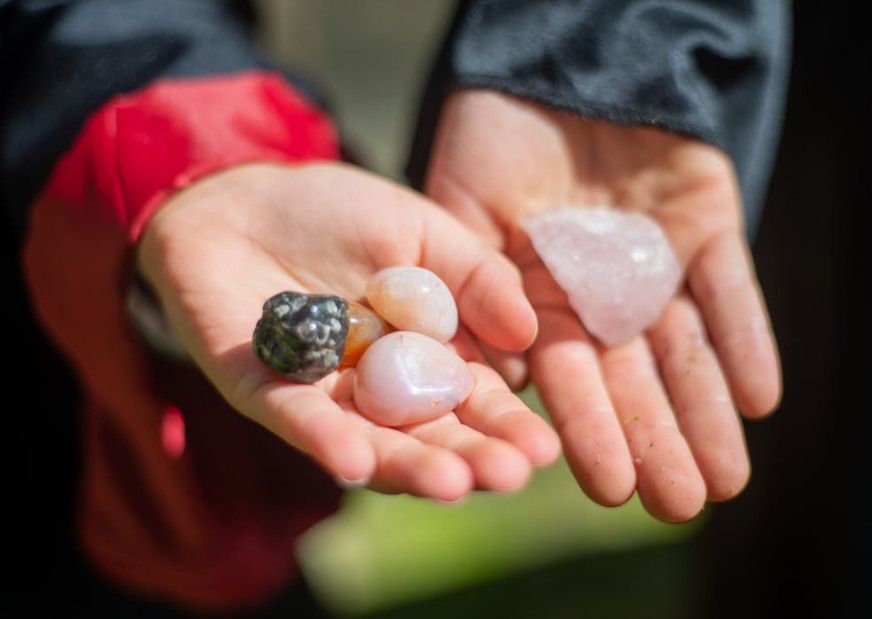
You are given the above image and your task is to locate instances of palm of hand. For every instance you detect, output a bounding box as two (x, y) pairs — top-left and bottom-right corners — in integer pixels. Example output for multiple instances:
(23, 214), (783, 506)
(136, 162), (560, 502)
(425, 91), (782, 522)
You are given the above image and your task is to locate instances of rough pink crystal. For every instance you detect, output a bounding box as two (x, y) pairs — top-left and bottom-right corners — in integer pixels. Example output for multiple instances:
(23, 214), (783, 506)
(522, 206), (681, 347)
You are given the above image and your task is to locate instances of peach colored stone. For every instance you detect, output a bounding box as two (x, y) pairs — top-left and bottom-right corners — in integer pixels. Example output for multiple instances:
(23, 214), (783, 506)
(366, 266), (458, 343)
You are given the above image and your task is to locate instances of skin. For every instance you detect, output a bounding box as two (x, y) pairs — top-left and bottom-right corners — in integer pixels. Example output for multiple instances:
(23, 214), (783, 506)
(423, 90), (783, 522)
(136, 161), (561, 503)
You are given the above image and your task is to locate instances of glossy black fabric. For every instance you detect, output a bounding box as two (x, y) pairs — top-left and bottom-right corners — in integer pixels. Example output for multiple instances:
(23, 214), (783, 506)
(0, 0), (311, 234)
(408, 0), (792, 238)
(2, 0), (792, 237)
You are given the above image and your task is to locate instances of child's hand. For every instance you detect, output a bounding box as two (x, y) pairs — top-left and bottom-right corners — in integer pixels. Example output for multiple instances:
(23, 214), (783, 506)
(136, 161), (560, 502)
(424, 90), (782, 521)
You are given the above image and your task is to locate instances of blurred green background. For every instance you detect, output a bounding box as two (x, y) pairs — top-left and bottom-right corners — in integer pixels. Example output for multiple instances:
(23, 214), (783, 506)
(253, 0), (456, 182)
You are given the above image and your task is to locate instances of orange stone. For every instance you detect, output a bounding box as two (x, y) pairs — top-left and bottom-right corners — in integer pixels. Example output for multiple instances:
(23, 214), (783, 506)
(339, 301), (391, 367)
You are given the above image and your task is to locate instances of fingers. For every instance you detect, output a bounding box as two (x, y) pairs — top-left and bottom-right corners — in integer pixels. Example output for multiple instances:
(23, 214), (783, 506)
(649, 295), (750, 501)
(454, 362), (561, 468)
(361, 361), (559, 499)
(354, 412), (539, 501)
(688, 233), (782, 418)
(529, 307), (718, 522)
(418, 210), (538, 353)
(250, 360), (551, 502)
(246, 378), (377, 485)
(600, 338), (707, 523)
(454, 254), (539, 352)
(403, 414), (532, 492)
(357, 420), (476, 502)
(248, 378), (526, 501)
(528, 310), (637, 508)
(477, 342), (530, 392)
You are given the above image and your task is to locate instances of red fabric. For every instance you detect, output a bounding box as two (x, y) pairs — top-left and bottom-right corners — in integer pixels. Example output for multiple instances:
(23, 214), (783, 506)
(22, 71), (343, 611)
(48, 70), (339, 242)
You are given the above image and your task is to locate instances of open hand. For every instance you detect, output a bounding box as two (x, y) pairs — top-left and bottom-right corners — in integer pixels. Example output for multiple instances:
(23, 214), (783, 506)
(135, 161), (560, 502)
(424, 90), (782, 521)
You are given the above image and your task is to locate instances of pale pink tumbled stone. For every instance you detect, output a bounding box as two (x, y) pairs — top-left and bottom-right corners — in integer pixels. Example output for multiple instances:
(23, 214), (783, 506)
(353, 331), (474, 427)
(522, 205), (681, 347)
(365, 266), (458, 343)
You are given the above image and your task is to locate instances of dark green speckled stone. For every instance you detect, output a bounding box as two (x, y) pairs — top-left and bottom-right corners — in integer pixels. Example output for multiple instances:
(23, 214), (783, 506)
(252, 291), (349, 383)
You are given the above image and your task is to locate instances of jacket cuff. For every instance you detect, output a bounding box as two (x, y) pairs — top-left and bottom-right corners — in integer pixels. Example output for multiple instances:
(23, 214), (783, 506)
(23, 69), (340, 406)
(43, 70), (340, 242)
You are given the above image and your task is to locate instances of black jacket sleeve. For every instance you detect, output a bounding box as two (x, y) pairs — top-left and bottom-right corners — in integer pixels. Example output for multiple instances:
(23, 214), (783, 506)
(0, 0), (324, 234)
(407, 0), (793, 237)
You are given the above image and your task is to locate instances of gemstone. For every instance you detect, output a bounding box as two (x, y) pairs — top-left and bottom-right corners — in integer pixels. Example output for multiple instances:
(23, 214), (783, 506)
(341, 300), (391, 367)
(522, 205), (681, 347)
(365, 266), (458, 343)
(253, 292), (349, 383)
(253, 292), (389, 382)
(352, 331), (475, 426)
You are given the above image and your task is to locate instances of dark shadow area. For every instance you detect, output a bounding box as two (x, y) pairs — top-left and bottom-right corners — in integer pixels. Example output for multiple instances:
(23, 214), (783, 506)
(691, 3), (870, 619)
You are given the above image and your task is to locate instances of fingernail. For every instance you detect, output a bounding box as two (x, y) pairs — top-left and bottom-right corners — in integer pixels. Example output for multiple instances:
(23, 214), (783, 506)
(437, 495), (468, 506)
(335, 474), (370, 489)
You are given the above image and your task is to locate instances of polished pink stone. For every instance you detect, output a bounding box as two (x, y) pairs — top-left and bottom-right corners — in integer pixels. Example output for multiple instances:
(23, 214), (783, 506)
(353, 331), (474, 427)
(522, 205), (681, 347)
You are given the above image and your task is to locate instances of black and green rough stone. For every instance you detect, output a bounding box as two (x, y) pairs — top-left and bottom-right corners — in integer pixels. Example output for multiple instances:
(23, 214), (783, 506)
(252, 291), (349, 383)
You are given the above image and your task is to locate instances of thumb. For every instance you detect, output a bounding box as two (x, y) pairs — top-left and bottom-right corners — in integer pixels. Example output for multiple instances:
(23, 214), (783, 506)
(412, 204), (538, 353)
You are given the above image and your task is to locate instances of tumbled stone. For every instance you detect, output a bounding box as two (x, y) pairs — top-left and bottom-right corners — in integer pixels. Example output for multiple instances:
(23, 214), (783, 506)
(341, 300), (392, 367)
(353, 331), (475, 427)
(522, 205), (681, 347)
(252, 291), (350, 383)
(253, 292), (391, 383)
(366, 266), (458, 343)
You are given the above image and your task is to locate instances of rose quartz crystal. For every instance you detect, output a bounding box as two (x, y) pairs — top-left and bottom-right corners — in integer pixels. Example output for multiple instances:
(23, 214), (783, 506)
(522, 205), (681, 347)
(365, 266), (458, 343)
(353, 331), (474, 427)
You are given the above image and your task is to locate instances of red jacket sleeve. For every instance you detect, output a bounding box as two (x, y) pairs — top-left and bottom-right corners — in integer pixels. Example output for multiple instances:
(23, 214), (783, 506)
(26, 68), (340, 374)
(44, 70), (340, 242)
(21, 70), (344, 610)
